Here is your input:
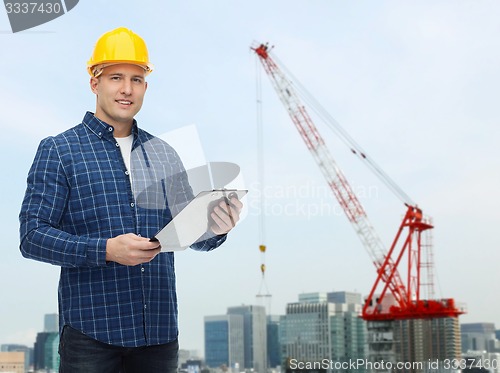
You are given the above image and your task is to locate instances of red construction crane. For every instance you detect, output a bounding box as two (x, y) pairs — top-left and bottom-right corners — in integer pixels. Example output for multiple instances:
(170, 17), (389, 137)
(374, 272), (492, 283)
(252, 42), (463, 321)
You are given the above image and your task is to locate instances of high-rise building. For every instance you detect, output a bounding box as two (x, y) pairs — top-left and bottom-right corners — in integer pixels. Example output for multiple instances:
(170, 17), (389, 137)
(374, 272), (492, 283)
(34, 332), (59, 372)
(393, 317), (462, 367)
(227, 305), (267, 373)
(282, 301), (336, 366)
(365, 293), (462, 372)
(331, 304), (367, 367)
(44, 313), (59, 333)
(204, 314), (244, 370)
(280, 292), (367, 373)
(30, 313), (60, 372)
(267, 315), (282, 369)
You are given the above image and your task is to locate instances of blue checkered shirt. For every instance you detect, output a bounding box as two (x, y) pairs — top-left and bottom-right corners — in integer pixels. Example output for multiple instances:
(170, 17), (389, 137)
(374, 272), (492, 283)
(19, 111), (226, 347)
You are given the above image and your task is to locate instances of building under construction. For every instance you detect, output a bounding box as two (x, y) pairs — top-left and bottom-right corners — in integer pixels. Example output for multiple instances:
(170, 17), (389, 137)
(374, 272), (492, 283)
(367, 307), (463, 371)
(253, 42), (465, 372)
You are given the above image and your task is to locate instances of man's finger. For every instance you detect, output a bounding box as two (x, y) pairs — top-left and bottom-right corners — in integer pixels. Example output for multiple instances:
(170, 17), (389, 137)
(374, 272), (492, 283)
(211, 210), (232, 234)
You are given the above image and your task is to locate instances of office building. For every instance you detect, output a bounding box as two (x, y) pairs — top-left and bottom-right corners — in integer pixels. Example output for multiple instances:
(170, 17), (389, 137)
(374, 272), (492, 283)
(281, 301), (336, 365)
(34, 332), (59, 372)
(227, 305), (267, 373)
(204, 314), (244, 370)
(267, 315), (282, 369)
(327, 291), (362, 306)
(298, 292), (327, 304)
(328, 291), (367, 367)
(1, 345), (32, 372)
(332, 305), (367, 365)
(0, 351), (24, 373)
(461, 322), (498, 353)
(280, 292), (367, 373)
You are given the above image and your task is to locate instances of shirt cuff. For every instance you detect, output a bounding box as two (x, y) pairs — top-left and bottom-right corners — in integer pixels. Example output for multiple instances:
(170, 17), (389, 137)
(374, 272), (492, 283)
(191, 232), (227, 251)
(85, 237), (108, 267)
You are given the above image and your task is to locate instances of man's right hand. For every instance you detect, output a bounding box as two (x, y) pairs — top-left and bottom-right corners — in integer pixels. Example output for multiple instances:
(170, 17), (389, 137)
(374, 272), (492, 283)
(106, 233), (161, 266)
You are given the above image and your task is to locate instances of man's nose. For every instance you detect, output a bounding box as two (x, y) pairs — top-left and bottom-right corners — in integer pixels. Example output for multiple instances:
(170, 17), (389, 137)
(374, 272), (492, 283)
(120, 80), (132, 95)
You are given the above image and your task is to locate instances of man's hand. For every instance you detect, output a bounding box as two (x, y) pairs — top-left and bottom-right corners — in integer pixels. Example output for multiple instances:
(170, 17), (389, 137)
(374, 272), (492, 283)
(106, 233), (161, 266)
(210, 196), (244, 235)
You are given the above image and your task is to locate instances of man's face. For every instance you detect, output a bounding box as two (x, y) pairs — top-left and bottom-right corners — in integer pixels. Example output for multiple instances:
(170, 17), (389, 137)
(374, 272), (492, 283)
(90, 63), (148, 129)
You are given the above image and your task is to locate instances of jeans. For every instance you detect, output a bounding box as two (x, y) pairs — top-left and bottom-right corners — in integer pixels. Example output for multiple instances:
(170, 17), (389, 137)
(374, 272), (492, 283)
(59, 325), (178, 373)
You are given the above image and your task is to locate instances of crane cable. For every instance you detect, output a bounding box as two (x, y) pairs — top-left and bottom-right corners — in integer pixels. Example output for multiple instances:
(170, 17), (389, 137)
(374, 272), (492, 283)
(271, 52), (415, 207)
(255, 54), (271, 301)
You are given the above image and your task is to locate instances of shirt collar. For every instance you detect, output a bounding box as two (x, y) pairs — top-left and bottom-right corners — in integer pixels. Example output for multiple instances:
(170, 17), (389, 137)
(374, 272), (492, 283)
(82, 111), (139, 140)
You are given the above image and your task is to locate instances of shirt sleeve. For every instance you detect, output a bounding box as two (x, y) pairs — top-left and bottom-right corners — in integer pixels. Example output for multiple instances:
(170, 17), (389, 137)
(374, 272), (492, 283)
(190, 232), (227, 252)
(19, 137), (107, 268)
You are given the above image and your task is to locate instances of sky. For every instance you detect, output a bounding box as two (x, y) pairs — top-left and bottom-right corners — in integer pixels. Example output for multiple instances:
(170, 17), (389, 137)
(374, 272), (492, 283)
(1, 0), (500, 356)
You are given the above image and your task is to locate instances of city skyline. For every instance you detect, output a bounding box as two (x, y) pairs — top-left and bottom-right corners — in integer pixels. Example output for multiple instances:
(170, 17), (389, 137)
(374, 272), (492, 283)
(4, 290), (500, 360)
(4, 308), (500, 373)
(1, 0), (499, 356)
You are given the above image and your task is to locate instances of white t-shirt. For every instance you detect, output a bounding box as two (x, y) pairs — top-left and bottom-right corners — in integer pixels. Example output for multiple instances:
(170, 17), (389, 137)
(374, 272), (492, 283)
(115, 134), (133, 175)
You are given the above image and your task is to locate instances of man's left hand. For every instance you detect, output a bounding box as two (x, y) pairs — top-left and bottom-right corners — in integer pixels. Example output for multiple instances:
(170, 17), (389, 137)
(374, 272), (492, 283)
(210, 196), (243, 235)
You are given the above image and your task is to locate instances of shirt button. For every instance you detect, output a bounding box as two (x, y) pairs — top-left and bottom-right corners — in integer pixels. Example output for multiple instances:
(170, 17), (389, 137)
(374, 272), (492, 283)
(130, 202), (135, 208)
(125, 170), (129, 176)
(141, 267), (145, 273)
(98, 132), (102, 136)
(108, 127), (113, 132)
(144, 304), (147, 309)
(115, 143), (120, 147)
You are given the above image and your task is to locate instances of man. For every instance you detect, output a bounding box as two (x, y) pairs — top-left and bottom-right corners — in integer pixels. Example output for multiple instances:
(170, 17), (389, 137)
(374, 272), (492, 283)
(19, 27), (242, 373)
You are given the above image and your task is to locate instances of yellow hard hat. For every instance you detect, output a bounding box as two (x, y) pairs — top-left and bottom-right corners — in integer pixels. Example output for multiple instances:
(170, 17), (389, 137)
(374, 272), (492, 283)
(87, 27), (154, 77)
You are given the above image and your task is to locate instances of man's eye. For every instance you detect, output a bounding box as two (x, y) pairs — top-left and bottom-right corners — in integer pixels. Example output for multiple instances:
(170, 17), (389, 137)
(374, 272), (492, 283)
(111, 76), (121, 81)
(133, 78), (143, 83)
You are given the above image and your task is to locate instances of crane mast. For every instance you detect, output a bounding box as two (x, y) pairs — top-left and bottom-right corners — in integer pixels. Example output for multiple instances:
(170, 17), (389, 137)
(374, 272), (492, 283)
(253, 43), (462, 320)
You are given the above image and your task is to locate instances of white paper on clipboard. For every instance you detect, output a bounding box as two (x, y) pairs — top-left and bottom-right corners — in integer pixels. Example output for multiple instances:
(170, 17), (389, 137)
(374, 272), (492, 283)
(151, 189), (247, 251)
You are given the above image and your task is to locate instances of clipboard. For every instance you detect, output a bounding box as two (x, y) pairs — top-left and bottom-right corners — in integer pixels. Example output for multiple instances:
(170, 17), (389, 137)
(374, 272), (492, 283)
(151, 189), (247, 251)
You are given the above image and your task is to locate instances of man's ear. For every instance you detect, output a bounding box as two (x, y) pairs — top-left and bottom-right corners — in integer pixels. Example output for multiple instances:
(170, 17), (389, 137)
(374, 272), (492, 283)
(90, 77), (99, 94)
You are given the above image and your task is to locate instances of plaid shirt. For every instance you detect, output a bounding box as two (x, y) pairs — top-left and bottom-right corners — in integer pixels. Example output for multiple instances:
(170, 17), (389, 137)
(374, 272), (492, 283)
(19, 111), (225, 347)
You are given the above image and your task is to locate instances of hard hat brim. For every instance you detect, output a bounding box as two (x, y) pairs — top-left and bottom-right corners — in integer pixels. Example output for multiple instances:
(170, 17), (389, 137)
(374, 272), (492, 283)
(88, 61), (154, 77)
